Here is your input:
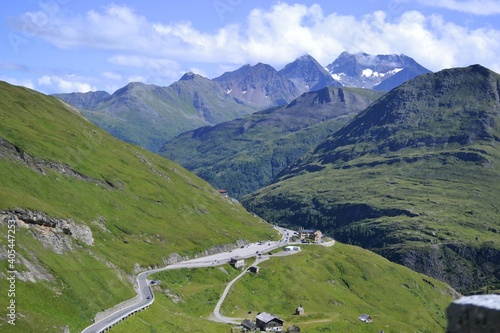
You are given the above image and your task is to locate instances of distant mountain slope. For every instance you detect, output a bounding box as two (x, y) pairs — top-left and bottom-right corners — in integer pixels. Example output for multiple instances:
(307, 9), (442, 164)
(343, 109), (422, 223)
(278, 54), (342, 93)
(326, 51), (432, 90)
(52, 90), (111, 110)
(213, 62), (300, 108)
(243, 65), (500, 293)
(55, 75), (260, 151)
(0, 81), (275, 332)
(160, 87), (383, 198)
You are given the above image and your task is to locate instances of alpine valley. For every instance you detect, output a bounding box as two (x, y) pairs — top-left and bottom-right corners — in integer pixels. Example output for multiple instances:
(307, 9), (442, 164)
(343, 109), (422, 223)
(159, 86), (384, 198)
(1, 48), (499, 333)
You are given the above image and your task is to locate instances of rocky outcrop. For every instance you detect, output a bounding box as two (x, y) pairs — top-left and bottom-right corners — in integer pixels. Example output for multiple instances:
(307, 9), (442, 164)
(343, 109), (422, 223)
(1, 209), (94, 254)
(446, 295), (500, 333)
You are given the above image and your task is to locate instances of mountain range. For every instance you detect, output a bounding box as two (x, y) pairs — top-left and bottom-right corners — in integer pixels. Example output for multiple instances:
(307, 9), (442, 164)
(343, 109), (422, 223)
(54, 52), (430, 152)
(242, 64), (500, 293)
(54, 75), (260, 151)
(160, 86), (384, 197)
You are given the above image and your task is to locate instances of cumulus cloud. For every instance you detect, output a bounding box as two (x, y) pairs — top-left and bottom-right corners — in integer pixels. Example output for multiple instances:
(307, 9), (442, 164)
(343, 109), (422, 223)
(416, 0), (500, 15)
(10, 2), (500, 75)
(38, 75), (96, 93)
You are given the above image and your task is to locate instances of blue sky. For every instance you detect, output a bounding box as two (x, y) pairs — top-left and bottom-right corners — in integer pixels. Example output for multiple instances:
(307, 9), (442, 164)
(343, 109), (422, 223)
(2, 0), (500, 94)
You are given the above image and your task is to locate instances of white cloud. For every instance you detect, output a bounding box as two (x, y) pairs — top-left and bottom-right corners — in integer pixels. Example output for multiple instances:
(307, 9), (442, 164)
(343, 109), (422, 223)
(127, 75), (146, 83)
(102, 72), (122, 80)
(416, 0), (500, 15)
(10, 3), (500, 76)
(12, 4), (155, 51)
(38, 75), (96, 93)
(108, 55), (184, 84)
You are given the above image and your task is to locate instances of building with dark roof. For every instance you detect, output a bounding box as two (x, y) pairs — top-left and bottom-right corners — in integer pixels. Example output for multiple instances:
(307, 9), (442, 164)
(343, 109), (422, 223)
(241, 319), (258, 332)
(256, 312), (284, 332)
(229, 257), (245, 270)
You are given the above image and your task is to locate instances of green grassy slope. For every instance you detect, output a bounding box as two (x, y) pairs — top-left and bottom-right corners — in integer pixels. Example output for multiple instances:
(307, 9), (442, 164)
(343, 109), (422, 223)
(111, 244), (456, 333)
(161, 87), (383, 197)
(0, 81), (275, 332)
(243, 65), (500, 293)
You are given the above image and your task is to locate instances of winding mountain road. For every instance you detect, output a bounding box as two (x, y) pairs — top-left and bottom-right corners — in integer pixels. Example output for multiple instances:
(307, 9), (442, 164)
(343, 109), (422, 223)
(81, 226), (293, 333)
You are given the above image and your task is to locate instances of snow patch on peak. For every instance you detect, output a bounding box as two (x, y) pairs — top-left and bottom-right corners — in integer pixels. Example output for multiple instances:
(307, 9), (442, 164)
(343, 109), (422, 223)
(362, 69), (374, 77)
(331, 73), (345, 81)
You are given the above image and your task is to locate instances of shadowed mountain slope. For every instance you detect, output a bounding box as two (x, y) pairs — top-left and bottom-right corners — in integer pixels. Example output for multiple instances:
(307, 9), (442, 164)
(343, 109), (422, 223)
(160, 87), (383, 197)
(243, 65), (500, 293)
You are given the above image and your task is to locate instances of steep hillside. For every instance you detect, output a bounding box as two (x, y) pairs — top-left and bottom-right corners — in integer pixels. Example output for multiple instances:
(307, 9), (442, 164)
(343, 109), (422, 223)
(56, 74), (259, 151)
(114, 244), (457, 333)
(160, 87), (383, 197)
(243, 65), (500, 293)
(0, 81), (275, 332)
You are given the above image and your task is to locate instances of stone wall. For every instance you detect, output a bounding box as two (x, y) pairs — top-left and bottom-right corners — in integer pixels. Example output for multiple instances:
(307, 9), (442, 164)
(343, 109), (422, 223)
(446, 295), (500, 333)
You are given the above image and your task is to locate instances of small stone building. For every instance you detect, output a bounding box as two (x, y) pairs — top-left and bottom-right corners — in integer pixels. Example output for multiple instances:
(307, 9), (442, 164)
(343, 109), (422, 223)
(295, 305), (304, 315)
(230, 257), (245, 270)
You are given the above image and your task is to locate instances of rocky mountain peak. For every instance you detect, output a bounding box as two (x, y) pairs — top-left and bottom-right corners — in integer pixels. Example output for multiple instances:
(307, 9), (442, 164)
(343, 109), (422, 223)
(213, 62), (299, 108)
(278, 54), (342, 94)
(179, 72), (197, 81)
(326, 51), (431, 90)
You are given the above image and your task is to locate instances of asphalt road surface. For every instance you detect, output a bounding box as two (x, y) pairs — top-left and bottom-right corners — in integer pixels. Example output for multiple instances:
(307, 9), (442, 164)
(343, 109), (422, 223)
(81, 226), (293, 333)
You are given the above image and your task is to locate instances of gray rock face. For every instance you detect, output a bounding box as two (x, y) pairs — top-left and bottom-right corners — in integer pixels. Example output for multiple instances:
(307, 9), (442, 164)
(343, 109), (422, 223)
(446, 295), (500, 333)
(2, 208), (94, 254)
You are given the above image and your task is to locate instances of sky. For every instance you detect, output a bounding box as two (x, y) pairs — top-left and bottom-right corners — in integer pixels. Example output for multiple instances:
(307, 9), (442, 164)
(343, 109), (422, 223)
(1, 0), (500, 94)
